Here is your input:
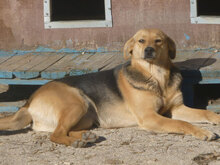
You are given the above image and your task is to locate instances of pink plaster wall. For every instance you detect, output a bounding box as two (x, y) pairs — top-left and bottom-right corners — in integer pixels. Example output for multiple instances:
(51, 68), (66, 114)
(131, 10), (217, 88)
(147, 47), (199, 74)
(0, 0), (219, 51)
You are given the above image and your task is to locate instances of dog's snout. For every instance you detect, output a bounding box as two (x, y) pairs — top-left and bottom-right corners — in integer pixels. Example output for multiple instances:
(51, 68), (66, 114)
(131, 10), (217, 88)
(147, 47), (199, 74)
(144, 47), (155, 59)
(145, 47), (155, 53)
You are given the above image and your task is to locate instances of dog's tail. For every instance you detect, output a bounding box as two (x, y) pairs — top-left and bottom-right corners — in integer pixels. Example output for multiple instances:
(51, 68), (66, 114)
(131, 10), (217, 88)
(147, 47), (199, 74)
(0, 105), (32, 130)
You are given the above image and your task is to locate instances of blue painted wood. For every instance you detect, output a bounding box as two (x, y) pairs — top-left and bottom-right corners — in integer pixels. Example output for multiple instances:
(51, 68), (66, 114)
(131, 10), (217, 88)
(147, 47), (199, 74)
(181, 70), (220, 84)
(200, 70), (220, 78)
(183, 70), (220, 79)
(41, 71), (67, 79)
(0, 46), (112, 57)
(69, 69), (98, 76)
(198, 79), (220, 84)
(0, 71), (13, 78)
(0, 79), (50, 85)
(13, 71), (40, 79)
(206, 104), (220, 113)
(0, 106), (19, 112)
(0, 50), (14, 57)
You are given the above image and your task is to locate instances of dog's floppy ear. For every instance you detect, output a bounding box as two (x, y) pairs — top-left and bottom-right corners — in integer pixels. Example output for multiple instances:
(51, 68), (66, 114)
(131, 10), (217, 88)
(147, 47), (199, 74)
(167, 36), (176, 59)
(123, 37), (135, 60)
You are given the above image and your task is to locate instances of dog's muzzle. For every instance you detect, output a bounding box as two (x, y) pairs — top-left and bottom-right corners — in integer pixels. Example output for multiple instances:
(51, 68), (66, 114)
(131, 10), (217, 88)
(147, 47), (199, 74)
(144, 47), (156, 59)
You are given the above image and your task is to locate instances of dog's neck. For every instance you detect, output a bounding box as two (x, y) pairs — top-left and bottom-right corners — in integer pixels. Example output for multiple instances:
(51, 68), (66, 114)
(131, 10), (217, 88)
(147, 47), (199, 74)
(131, 59), (171, 89)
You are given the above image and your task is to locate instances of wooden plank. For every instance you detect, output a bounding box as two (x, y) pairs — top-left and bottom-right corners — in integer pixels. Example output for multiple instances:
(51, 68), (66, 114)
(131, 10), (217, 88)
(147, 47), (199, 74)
(12, 54), (60, 79)
(0, 56), (13, 64)
(43, 53), (85, 72)
(0, 79), (50, 85)
(84, 52), (117, 70)
(198, 78), (220, 84)
(100, 53), (124, 70)
(0, 54), (39, 78)
(0, 106), (19, 112)
(44, 52), (118, 77)
(28, 53), (66, 79)
(0, 54), (35, 71)
(71, 53), (95, 66)
(41, 71), (67, 79)
(0, 54), (55, 79)
(0, 56), (15, 78)
(177, 51), (218, 82)
(174, 50), (214, 70)
(14, 55), (45, 70)
(32, 53), (65, 71)
(200, 52), (220, 72)
(69, 69), (98, 76)
(41, 53), (82, 79)
(0, 71), (13, 79)
(13, 71), (40, 79)
(0, 54), (36, 79)
(206, 104), (220, 113)
(207, 98), (220, 113)
(0, 100), (26, 112)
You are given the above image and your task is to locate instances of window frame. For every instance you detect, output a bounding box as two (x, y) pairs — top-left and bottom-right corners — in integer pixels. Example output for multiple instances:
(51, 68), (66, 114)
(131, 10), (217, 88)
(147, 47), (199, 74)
(44, 0), (112, 29)
(190, 0), (220, 24)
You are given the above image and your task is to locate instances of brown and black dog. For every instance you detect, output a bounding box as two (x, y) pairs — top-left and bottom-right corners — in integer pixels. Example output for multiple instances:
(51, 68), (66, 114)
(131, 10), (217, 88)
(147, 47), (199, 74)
(0, 29), (220, 147)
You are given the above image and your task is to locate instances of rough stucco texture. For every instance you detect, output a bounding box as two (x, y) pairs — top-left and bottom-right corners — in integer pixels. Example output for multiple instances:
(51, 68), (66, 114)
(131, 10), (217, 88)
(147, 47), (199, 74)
(0, 0), (219, 50)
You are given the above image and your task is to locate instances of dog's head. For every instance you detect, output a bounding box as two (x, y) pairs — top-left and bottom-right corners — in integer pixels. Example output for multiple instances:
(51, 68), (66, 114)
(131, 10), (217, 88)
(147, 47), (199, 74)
(124, 29), (176, 63)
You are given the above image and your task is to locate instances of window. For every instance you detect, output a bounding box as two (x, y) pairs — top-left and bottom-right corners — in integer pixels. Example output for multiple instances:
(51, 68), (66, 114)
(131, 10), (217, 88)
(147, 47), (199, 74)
(190, 0), (220, 24)
(44, 0), (112, 29)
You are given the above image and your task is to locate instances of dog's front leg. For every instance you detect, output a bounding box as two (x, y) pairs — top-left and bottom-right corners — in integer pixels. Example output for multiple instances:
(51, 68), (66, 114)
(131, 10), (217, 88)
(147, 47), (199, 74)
(137, 111), (217, 140)
(171, 104), (220, 124)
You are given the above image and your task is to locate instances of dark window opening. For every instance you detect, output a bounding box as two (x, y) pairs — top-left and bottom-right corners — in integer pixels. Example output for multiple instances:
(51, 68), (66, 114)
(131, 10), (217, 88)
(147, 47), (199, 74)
(193, 84), (220, 110)
(51, 0), (105, 21)
(197, 0), (220, 16)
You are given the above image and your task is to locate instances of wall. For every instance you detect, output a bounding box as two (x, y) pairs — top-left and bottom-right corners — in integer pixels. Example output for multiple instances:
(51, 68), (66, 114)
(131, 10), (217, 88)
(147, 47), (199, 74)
(0, 0), (219, 51)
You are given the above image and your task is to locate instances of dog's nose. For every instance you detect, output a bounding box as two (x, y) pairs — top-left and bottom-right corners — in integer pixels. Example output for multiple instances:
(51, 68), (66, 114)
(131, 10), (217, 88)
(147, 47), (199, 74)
(144, 47), (155, 59)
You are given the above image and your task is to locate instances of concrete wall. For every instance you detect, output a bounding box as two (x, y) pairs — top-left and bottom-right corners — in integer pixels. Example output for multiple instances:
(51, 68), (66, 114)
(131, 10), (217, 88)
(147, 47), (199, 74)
(0, 0), (219, 51)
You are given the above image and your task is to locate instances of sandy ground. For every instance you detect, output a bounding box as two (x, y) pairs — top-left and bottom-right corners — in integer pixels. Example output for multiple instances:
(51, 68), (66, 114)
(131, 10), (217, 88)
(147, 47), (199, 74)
(0, 120), (220, 165)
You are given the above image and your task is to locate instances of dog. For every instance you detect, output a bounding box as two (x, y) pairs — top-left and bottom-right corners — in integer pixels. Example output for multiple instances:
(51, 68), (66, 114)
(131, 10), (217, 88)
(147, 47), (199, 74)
(0, 29), (220, 147)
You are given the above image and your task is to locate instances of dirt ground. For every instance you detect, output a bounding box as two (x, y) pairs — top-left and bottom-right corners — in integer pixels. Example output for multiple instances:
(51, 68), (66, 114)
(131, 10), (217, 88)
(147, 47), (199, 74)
(0, 121), (220, 165)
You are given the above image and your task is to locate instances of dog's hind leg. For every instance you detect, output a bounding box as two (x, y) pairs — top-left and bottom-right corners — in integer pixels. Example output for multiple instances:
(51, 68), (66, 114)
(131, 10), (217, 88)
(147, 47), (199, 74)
(0, 106), (32, 130)
(50, 103), (95, 147)
(68, 115), (98, 144)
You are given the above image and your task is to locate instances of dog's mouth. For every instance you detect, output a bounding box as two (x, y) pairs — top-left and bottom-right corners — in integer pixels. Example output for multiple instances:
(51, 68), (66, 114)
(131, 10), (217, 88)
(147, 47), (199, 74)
(144, 47), (156, 60)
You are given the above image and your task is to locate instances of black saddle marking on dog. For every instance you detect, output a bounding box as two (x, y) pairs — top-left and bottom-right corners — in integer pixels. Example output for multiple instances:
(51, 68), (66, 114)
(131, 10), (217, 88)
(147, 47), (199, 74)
(57, 67), (123, 107)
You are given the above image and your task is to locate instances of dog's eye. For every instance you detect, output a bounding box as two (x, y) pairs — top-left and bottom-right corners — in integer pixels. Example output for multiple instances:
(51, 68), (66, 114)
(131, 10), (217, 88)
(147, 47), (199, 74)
(138, 39), (145, 43)
(155, 39), (162, 44)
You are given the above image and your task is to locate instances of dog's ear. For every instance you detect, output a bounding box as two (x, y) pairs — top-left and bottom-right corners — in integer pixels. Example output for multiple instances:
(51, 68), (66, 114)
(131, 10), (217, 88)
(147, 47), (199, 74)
(124, 38), (135, 60)
(167, 36), (176, 59)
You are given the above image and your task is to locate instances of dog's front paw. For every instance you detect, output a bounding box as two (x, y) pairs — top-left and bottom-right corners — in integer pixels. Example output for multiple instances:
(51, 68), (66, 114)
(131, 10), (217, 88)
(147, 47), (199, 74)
(193, 128), (218, 141)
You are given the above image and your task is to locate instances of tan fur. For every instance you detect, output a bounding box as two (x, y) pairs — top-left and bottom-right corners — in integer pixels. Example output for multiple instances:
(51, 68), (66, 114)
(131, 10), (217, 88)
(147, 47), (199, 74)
(28, 82), (88, 132)
(120, 29), (220, 140)
(0, 29), (220, 146)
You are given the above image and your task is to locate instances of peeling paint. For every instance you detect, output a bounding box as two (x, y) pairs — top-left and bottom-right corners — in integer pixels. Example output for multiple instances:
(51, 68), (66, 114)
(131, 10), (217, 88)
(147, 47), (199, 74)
(184, 33), (190, 41)
(0, 46), (119, 56)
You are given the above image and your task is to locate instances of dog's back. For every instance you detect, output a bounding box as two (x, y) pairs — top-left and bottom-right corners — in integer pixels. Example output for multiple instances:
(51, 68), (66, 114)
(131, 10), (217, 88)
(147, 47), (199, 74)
(57, 67), (123, 108)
